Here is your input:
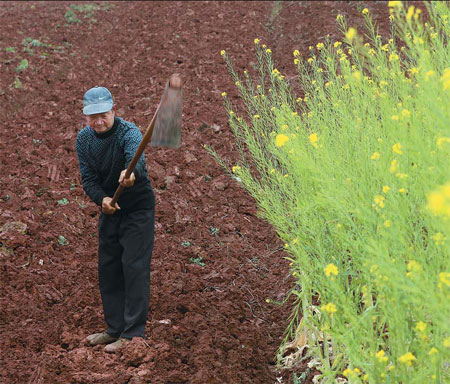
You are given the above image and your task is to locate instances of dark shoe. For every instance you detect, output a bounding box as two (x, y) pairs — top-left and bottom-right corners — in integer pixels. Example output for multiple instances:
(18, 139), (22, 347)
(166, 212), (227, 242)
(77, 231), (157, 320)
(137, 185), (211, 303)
(104, 337), (129, 353)
(86, 332), (118, 346)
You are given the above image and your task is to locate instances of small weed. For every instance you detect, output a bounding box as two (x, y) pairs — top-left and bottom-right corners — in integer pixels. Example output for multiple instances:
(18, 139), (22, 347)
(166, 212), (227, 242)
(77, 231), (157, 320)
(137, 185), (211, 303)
(16, 59), (29, 72)
(64, 9), (81, 24)
(266, 0), (283, 32)
(293, 368), (310, 383)
(189, 256), (205, 266)
(70, 183), (77, 191)
(57, 198), (69, 205)
(5, 47), (16, 53)
(13, 78), (22, 89)
(181, 241), (192, 247)
(36, 187), (49, 197)
(32, 138), (41, 144)
(210, 226), (219, 236)
(58, 235), (69, 246)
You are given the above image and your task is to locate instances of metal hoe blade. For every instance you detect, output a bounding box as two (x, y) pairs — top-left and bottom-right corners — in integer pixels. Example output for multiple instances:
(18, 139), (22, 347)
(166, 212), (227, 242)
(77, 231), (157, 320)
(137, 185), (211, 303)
(151, 81), (182, 148)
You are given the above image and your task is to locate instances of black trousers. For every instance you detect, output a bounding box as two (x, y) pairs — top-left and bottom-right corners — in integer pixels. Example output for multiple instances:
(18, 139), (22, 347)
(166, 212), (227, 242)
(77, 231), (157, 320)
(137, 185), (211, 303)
(97, 208), (155, 339)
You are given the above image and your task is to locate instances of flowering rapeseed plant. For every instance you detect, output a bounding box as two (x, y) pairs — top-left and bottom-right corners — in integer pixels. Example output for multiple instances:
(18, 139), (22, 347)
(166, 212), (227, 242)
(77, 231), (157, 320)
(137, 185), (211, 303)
(209, 2), (450, 382)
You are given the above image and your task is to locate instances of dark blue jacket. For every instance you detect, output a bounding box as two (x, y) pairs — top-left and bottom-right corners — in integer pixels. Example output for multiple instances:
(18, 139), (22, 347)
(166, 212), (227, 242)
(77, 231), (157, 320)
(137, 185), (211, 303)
(76, 117), (155, 211)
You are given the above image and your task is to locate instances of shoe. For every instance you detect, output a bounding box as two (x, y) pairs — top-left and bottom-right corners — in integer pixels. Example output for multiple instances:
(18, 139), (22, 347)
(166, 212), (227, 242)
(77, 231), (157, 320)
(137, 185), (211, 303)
(86, 332), (118, 346)
(104, 337), (129, 353)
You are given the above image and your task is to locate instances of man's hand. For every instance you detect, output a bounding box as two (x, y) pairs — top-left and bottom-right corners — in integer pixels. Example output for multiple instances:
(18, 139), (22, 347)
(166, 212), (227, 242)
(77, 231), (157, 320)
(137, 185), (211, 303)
(119, 170), (135, 187)
(102, 196), (120, 215)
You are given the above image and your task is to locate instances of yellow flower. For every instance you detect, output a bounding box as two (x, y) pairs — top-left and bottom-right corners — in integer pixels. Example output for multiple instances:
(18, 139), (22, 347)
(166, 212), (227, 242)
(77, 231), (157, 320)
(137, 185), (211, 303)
(334, 41), (342, 48)
(336, 14), (344, 21)
(232, 165), (241, 173)
(321, 302), (337, 315)
(389, 159), (398, 173)
(429, 347), (438, 355)
(220, 50), (226, 56)
(401, 109), (411, 118)
(415, 321), (427, 332)
(399, 188), (406, 194)
(407, 260), (422, 273)
(353, 71), (362, 81)
(275, 134), (289, 147)
(346, 27), (357, 41)
(406, 5), (415, 21)
(396, 173), (408, 179)
(309, 133), (318, 148)
(293, 49), (300, 57)
(253, 114), (260, 119)
(316, 42), (324, 50)
(254, 38), (260, 44)
(391, 115), (399, 121)
(294, 58), (300, 65)
(343, 368), (352, 378)
(374, 195), (385, 208)
(221, 92), (227, 97)
(371, 152), (380, 160)
(266, 48), (272, 54)
(431, 233), (445, 246)
(427, 183), (450, 217)
(398, 352), (416, 366)
(383, 186), (390, 193)
(393, 143), (403, 154)
(324, 263), (338, 278)
(388, 1), (402, 8)
(362, 8), (369, 15)
(389, 53), (399, 62)
(265, 298), (270, 303)
(444, 337), (450, 348)
(437, 137), (450, 149)
(439, 272), (450, 287)
(384, 220), (391, 228)
(376, 350), (389, 363)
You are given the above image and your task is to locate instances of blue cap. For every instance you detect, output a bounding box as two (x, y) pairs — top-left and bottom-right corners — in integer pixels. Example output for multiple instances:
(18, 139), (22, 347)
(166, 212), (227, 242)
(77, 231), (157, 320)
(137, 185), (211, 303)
(83, 86), (114, 115)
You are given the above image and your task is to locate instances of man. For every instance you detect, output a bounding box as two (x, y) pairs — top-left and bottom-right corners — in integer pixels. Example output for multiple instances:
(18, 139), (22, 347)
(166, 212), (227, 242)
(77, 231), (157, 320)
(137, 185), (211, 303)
(76, 86), (155, 353)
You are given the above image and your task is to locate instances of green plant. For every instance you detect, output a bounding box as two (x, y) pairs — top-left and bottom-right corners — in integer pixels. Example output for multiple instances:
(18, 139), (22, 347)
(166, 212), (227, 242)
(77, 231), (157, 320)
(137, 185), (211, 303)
(181, 241), (192, 247)
(210, 226), (219, 236)
(57, 198), (69, 205)
(64, 9), (81, 24)
(266, 0), (283, 32)
(12, 78), (22, 89)
(58, 235), (69, 246)
(211, 2), (450, 382)
(189, 257), (205, 266)
(5, 47), (16, 53)
(15, 59), (28, 72)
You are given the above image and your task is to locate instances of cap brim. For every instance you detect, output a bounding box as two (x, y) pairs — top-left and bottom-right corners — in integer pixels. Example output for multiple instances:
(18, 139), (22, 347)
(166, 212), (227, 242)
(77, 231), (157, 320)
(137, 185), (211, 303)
(83, 102), (113, 115)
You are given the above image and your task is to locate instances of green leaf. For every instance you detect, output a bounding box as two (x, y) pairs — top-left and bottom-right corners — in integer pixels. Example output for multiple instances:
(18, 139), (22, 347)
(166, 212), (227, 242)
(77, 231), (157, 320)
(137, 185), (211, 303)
(16, 59), (29, 72)
(57, 198), (69, 205)
(189, 257), (205, 266)
(58, 235), (69, 246)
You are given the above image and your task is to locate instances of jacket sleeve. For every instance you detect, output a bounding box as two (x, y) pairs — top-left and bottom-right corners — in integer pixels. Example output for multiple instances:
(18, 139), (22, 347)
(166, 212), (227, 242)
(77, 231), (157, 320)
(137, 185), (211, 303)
(76, 133), (107, 206)
(122, 125), (147, 179)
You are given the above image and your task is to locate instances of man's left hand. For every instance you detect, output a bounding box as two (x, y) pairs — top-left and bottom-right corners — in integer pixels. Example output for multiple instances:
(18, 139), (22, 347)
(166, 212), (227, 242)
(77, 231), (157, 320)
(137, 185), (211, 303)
(119, 170), (135, 187)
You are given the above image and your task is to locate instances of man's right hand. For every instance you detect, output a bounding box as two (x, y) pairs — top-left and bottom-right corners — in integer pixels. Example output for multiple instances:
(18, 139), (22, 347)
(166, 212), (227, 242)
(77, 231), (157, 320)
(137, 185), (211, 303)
(102, 197), (120, 215)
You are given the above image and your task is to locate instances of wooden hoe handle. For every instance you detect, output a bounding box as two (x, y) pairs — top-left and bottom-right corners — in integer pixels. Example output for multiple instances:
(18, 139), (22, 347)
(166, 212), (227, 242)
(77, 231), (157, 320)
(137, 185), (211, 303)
(110, 107), (159, 207)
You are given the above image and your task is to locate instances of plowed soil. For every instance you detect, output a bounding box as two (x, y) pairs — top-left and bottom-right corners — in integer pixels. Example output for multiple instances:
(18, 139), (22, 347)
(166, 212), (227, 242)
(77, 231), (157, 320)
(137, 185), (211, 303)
(0, 2), (399, 383)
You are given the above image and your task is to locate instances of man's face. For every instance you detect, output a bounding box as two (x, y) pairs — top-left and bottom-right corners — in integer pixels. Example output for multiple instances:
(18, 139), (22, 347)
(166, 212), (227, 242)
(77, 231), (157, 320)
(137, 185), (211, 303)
(85, 108), (115, 134)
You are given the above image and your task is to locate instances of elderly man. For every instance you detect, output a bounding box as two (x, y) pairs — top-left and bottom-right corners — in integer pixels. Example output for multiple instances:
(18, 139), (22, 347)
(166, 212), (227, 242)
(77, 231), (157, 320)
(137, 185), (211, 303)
(76, 86), (155, 353)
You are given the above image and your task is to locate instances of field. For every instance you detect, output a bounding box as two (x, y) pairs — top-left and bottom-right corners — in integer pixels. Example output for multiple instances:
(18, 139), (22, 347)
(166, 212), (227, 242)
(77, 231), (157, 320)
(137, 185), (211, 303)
(0, 2), (430, 384)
